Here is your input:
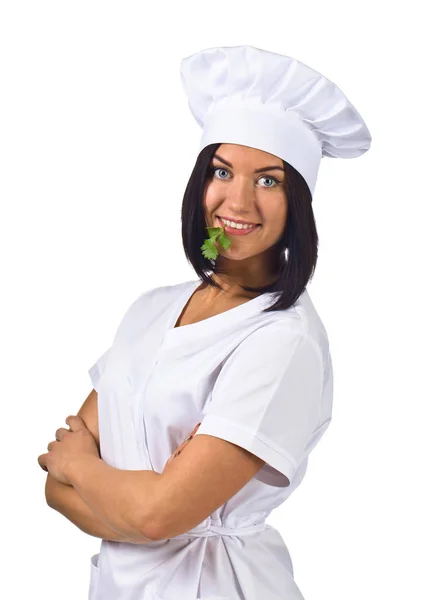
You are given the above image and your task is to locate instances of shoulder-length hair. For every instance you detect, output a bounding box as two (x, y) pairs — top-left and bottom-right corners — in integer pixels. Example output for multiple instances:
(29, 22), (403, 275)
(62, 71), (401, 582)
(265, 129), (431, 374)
(181, 143), (319, 313)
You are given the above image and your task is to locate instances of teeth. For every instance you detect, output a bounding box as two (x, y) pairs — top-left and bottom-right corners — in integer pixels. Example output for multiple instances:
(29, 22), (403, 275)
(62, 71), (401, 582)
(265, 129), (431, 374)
(220, 217), (257, 230)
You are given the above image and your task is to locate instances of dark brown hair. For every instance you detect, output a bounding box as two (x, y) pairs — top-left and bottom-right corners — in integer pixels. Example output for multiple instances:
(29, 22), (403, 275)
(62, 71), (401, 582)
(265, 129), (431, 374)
(181, 143), (319, 313)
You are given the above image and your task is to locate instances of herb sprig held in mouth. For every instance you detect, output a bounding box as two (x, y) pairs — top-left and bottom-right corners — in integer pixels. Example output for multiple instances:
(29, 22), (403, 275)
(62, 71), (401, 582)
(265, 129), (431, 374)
(201, 224), (232, 260)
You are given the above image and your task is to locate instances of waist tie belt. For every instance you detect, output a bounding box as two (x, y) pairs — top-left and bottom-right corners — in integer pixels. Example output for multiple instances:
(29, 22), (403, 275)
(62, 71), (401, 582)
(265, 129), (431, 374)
(172, 521), (267, 540)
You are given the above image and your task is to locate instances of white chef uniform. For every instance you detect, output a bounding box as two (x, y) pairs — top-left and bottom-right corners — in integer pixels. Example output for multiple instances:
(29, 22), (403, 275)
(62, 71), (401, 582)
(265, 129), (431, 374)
(86, 43), (371, 599)
(87, 278), (333, 600)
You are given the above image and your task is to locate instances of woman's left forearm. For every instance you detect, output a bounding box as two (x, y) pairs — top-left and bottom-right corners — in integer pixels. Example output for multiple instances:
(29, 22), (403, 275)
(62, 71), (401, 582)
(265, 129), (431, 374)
(64, 455), (162, 541)
(46, 474), (148, 543)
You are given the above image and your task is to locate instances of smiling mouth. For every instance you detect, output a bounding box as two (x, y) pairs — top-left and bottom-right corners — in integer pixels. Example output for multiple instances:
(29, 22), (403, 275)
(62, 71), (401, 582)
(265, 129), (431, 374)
(217, 216), (262, 228)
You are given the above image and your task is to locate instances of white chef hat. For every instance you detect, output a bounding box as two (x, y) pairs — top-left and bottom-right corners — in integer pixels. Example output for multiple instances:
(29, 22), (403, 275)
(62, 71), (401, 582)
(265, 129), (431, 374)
(180, 45), (372, 198)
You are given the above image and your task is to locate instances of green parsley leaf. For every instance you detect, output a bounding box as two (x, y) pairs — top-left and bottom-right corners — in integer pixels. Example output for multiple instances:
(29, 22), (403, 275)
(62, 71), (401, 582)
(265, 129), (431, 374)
(201, 225), (232, 260)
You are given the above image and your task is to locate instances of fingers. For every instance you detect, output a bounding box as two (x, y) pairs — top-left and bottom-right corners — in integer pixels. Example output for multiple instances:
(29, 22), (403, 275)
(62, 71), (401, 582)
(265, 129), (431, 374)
(179, 422), (201, 452)
(54, 427), (70, 442)
(164, 423), (202, 470)
(39, 423), (73, 474)
(38, 455), (49, 472)
(187, 423), (201, 439)
(173, 423), (201, 458)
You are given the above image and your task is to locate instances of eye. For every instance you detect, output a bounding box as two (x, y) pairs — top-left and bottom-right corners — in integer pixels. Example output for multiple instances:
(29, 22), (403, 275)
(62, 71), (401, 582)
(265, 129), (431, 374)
(208, 167), (281, 188)
(257, 175), (280, 188)
(209, 167), (230, 180)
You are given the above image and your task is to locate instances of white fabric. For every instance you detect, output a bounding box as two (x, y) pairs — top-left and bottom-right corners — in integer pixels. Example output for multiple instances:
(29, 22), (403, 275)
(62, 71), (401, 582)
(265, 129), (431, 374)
(87, 279), (333, 600)
(180, 44), (372, 197)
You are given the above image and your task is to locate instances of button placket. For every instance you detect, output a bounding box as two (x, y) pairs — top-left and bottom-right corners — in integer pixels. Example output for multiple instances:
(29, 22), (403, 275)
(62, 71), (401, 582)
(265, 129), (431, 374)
(132, 346), (163, 469)
(133, 327), (175, 466)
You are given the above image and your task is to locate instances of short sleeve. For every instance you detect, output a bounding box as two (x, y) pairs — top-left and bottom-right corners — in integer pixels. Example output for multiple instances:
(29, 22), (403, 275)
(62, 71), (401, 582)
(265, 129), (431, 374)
(194, 321), (332, 488)
(88, 347), (112, 394)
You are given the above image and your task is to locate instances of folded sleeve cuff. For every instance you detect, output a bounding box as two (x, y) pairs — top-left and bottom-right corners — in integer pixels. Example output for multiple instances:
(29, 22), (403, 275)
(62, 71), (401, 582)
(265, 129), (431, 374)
(195, 413), (297, 488)
(88, 347), (111, 394)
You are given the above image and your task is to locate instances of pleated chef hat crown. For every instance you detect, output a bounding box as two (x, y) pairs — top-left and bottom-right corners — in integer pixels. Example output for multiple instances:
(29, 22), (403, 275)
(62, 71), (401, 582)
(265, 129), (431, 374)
(180, 45), (372, 198)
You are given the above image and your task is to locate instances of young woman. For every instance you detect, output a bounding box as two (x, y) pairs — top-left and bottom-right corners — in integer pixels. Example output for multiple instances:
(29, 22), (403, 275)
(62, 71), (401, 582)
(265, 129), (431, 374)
(40, 45), (371, 600)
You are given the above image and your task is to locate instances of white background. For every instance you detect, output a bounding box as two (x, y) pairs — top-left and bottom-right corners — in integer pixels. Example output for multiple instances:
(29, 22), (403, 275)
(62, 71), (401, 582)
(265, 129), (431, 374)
(1, 1), (439, 598)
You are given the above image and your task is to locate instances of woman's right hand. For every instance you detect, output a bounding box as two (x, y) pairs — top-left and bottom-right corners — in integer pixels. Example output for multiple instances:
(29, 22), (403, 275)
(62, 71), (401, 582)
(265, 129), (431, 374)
(164, 423), (201, 470)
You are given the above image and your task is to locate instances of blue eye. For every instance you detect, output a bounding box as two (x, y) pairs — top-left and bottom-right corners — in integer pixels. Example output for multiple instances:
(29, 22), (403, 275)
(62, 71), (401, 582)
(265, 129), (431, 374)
(208, 166), (280, 188)
(211, 167), (229, 179)
(258, 175), (279, 188)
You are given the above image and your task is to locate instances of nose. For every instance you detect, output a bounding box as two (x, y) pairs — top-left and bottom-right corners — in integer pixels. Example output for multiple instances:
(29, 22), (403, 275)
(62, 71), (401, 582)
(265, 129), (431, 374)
(223, 176), (258, 216)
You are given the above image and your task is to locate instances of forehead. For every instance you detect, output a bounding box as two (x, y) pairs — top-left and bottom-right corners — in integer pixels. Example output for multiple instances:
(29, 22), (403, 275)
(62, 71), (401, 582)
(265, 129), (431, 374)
(215, 143), (283, 166)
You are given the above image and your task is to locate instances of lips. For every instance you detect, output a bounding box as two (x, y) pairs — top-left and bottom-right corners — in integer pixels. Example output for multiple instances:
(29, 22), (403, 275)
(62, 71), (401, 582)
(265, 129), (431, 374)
(216, 217), (261, 237)
(218, 216), (261, 227)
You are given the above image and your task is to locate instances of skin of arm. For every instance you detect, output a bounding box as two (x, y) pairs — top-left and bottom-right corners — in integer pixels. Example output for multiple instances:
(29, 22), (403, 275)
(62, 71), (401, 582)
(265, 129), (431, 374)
(63, 454), (163, 542)
(44, 389), (157, 543)
(45, 473), (153, 544)
(44, 392), (199, 543)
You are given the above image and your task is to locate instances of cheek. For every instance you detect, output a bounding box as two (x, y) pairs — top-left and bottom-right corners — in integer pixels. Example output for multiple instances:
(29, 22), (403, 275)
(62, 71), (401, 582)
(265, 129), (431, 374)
(203, 186), (219, 212)
(269, 194), (288, 221)
(204, 184), (218, 205)
(262, 200), (287, 223)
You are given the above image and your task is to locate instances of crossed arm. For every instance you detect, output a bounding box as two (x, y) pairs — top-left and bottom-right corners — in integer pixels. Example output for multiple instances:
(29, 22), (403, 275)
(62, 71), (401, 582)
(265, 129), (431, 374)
(45, 474), (150, 544)
(45, 388), (152, 544)
(45, 388), (265, 544)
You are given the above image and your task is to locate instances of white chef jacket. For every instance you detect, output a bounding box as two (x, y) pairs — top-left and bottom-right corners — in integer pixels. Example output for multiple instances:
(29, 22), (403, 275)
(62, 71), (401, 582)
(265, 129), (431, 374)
(87, 278), (333, 600)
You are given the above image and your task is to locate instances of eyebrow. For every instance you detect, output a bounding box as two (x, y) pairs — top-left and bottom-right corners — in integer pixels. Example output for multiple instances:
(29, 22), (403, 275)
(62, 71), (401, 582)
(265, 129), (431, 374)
(212, 154), (285, 174)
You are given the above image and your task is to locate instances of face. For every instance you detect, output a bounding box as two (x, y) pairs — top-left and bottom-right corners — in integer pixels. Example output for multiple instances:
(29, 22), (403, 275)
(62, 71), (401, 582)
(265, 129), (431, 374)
(203, 143), (288, 276)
